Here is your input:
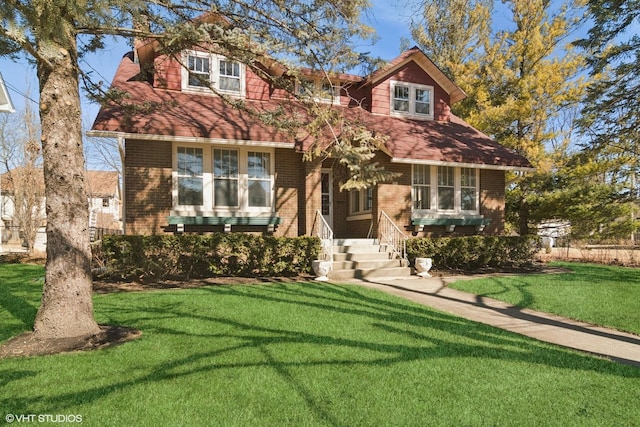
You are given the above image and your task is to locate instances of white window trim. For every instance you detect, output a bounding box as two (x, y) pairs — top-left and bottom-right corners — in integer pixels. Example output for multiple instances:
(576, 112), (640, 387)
(390, 80), (434, 120)
(172, 143), (274, 216)
(181, 50), (246, 98)
(412, 165), (479, 216)
(297, 78), (341, 105)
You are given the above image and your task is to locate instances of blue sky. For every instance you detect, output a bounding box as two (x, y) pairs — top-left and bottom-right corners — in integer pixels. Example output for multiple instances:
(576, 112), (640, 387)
(0, 1), (413, 120)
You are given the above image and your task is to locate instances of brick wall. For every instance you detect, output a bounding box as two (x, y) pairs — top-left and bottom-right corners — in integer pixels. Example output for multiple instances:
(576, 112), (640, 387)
(124, 139), (173, 235)
(302, 158), (323, 237)
(373, 155), (412, 237)
(479, 169), (506, 235)
(274, 148), (303, 237)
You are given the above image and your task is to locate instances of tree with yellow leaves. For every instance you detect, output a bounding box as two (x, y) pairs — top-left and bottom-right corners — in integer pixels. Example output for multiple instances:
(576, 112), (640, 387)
(412, 0), (589, 235)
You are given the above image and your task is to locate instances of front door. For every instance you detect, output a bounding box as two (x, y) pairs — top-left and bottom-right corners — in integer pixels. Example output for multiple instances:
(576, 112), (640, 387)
(321, 170), (333, 228)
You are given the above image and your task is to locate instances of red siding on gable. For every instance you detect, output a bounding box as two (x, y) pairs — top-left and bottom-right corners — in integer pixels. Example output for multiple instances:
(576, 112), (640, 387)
(246, 69), (271, 100)
(370, 61), (451, 121)
(154, 55), (182, 91)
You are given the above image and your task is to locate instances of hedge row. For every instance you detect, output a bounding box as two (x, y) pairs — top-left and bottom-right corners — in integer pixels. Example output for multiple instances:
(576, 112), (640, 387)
(94, 234), (320, 281)
(406, 235), (541, 271)
(93, 234), (539, 281)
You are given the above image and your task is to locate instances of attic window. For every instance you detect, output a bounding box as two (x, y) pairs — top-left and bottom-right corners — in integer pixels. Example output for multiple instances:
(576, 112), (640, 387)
(297, 78), (340, 104)
(182, 50), (245, 97)
(390, 80), (434, 120)
(187, 54), (210, 88)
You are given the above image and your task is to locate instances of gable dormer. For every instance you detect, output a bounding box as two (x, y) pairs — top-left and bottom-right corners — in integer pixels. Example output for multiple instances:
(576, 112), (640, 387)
(364, 47), (465, 122)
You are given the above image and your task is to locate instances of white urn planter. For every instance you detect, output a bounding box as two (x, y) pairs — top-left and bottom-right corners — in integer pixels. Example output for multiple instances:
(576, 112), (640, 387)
(415, 257), (433, 277)
(312, 260), (332, 281)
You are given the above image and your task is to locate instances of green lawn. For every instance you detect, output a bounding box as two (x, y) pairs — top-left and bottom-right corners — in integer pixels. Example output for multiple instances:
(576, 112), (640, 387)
(1, 263), (639, 426)
(449, 262), (640, 335)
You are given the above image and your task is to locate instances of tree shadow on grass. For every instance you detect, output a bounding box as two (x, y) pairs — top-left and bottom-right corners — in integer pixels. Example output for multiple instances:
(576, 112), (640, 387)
(1, 281), (638, 424)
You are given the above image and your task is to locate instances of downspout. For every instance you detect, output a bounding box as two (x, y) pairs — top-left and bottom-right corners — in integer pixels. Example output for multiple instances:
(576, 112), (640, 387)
(118, 136), (126, 235)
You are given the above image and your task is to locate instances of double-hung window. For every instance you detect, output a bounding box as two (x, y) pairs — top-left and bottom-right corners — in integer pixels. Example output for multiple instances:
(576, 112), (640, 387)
(183, 50), (245, 96)
(213, 149), (239, 207)
(460, 168), (477, 212)
(412, 165), (479, 214)
(297, 78), (340, 104)
(437, 166), (455, 211)
(219, 60), (241, 92)
(177, 147), (204, 206)
(247, 152), (271, 207)
(393, 85), (410, 112)
(187, 53), (210, 88)
(390, 80), (434, 119)
(412, 164), (430, 210)
(349, 187), (373, 215)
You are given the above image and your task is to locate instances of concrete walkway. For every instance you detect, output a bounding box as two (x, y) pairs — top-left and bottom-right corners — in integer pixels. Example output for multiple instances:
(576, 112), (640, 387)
(350, 273), (640, 368)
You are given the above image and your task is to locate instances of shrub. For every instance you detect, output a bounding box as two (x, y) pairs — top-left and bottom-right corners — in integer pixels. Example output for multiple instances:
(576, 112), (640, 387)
(95, 234), (321, 281)
(406, 235), (541, 271)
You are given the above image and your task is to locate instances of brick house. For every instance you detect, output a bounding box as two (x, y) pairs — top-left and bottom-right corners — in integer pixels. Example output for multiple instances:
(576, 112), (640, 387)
(89, 42), (532, 244)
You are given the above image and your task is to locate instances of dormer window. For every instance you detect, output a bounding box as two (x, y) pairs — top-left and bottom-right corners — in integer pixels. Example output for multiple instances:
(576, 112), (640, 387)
(219, 60), (241, 92)
(182, 50), (245, 97)
(187, 55), (210, 87)
(297, 78), (340, 104)
(390, 80), (434, 120)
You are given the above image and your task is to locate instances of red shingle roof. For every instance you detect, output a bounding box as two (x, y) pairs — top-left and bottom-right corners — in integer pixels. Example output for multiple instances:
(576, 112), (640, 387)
(91, 52), (532, 170)
(91, 53), (296, 145)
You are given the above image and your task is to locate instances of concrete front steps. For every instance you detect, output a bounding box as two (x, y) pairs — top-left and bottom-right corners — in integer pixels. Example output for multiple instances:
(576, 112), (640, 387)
(327, 238), (411, 281)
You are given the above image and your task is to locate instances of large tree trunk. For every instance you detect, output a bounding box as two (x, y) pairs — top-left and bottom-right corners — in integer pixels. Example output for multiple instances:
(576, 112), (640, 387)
(32, 31), (100, 339)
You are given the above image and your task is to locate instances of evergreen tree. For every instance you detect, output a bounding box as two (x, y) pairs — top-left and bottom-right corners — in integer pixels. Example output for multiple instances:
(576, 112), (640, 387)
(575, 0), (640, 241)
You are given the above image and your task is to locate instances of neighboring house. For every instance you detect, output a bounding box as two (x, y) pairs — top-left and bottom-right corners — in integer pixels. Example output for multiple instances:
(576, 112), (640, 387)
(89, 37), (532, 241)
(86, 170), (122, 231)
(0, 169), (121, 249)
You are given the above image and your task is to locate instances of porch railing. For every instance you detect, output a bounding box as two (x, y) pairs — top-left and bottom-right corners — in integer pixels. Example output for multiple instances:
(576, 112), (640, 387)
(377, 210), (408, 265)
(312, 210), (334, 262)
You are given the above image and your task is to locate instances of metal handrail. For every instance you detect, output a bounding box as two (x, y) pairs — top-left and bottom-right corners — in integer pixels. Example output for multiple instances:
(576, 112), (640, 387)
(312, 210), (334, 262)
(377, 210), (408, 265)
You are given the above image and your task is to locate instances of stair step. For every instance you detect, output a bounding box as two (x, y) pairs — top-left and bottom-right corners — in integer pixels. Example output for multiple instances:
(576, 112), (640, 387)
(333, 238), (376, 246)
(333, 259), (405, 270)
(333, 252), (392, 262)
(316, 239), (409, 281)
(334, 244), (389, 254)
(328, 266), (412, 281)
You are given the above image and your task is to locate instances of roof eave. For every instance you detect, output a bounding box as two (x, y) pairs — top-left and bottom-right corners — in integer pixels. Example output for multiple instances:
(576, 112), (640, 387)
(390, 157), (535, 172)
(86, 130), (296, 149)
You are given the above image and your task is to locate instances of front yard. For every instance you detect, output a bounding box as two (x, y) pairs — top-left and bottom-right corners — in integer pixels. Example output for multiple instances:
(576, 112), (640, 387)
(449, 261), (640, 335)
(0, 263), (639, 425)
